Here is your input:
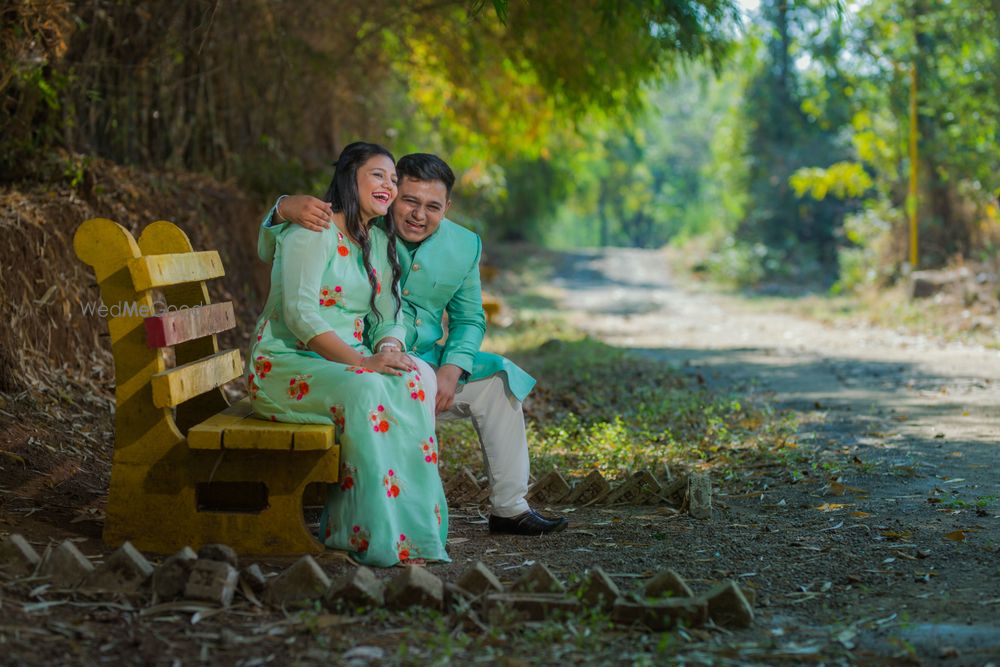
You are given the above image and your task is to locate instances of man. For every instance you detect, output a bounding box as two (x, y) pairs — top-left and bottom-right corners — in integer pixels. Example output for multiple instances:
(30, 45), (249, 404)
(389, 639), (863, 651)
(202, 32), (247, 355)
(258, 153), (568, 535)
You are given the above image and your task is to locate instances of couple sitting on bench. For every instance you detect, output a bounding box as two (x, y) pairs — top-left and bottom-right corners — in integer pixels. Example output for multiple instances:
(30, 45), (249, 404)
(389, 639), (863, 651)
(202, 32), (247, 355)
(251, 142), (567, 567)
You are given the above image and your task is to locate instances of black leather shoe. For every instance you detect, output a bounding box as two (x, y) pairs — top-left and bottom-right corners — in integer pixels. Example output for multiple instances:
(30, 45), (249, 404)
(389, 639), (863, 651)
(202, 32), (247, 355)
(488, 509), (569, 535)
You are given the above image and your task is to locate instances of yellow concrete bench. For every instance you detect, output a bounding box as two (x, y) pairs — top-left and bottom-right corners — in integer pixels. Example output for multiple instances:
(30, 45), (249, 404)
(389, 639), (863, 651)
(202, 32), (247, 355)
(74, 218), (338, 555)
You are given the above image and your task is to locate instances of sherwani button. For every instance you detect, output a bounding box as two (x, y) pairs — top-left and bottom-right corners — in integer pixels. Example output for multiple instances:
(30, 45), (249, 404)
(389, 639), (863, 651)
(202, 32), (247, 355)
(412, 264), (420, 271)
(403, 289), (410, 296)
(415, 319), (422, 326)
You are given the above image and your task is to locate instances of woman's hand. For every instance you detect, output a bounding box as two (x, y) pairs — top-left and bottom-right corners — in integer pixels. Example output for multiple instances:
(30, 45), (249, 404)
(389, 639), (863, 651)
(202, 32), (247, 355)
(360, 350), (417, 376)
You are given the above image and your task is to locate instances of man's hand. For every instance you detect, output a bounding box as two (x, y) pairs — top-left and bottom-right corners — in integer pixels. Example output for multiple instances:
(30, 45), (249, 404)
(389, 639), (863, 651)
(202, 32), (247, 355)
(435, 364), (464, 414)
(278, 195), (333, 232)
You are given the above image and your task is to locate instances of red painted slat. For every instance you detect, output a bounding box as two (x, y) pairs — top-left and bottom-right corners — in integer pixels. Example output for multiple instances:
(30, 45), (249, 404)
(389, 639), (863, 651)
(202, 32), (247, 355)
(144, 301), (236, 348)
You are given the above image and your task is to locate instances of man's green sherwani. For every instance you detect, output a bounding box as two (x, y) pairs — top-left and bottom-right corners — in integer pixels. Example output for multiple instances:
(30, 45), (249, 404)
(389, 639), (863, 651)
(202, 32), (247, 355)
(258, 207), (535, 401)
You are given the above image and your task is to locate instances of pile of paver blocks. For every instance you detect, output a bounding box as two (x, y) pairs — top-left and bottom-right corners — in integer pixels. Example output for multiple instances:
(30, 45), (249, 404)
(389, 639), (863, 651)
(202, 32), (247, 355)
(1, 534), (752, 630)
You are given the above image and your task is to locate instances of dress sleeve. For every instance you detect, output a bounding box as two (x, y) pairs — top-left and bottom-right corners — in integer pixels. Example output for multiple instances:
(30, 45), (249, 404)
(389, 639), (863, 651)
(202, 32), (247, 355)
(280, 226), (336, 343)
(440, 234), (486, 373)
(257, 199), (284, 263)
(368, 228), (407, 345)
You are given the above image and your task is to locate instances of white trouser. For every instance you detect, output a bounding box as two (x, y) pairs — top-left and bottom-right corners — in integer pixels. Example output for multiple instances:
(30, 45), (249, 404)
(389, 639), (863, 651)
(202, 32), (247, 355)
(413, 358), (531, 518)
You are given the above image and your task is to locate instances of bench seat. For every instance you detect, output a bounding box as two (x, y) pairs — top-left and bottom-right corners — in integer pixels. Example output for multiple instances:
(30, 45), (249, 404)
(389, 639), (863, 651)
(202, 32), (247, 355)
(188, 398), (336, 451)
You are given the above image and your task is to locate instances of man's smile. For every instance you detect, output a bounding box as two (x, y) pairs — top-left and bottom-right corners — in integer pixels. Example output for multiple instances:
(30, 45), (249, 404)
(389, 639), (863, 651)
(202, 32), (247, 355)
(403, 217), (426, 233)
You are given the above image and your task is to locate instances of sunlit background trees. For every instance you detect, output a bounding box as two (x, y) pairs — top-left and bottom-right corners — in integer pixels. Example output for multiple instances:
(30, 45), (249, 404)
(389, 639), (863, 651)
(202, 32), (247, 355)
(3, 0), (998, 290)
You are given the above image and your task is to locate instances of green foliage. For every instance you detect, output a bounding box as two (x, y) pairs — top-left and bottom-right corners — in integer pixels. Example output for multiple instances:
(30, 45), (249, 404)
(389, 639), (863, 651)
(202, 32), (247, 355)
(7, 0), (996, 280)
(732, 0), (858, 280)
(836, 0), (1000, 269)
(791, 162), (875, 201)
(682, 0), (1000, 291)
(439, 328), (797, 481)
(1, 0), (741, 214)
(702, 237), (770, 287)
(540, 62), (749, 249)
(834, 201), (902, 292)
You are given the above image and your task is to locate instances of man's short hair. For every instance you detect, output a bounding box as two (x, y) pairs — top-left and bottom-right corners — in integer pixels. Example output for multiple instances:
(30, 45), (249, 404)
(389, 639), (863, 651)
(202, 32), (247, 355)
(396, 153), (455, 198)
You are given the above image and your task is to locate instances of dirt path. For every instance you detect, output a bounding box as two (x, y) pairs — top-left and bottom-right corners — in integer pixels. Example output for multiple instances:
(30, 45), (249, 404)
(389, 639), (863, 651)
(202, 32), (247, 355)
(550, 248), (1000, 663)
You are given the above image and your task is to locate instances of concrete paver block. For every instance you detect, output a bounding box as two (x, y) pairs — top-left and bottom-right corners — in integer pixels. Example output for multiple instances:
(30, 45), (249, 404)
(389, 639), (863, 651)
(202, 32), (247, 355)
(184, 559), (239, 607)
(265, 555), (331, 607)
(0, 534), (41, 578)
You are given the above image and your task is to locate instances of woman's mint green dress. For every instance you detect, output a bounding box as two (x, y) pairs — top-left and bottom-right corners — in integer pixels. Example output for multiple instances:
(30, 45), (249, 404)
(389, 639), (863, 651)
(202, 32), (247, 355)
(247, 223), (449, 567)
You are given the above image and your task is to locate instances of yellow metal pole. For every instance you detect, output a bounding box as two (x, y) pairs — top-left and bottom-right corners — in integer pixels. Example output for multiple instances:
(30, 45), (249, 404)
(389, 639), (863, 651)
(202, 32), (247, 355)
(907, 63), (919, 269)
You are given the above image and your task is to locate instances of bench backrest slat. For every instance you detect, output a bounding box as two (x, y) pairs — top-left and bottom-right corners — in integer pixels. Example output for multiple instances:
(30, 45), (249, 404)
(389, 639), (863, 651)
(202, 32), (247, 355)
(128, 251), (224, 291)
(145, 301), (237, 348)
(150, 349), (244, 409)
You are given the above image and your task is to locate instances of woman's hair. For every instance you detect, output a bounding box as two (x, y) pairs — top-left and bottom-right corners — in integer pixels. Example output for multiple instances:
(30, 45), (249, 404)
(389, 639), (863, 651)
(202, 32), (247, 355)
(322, 141), (402, 324)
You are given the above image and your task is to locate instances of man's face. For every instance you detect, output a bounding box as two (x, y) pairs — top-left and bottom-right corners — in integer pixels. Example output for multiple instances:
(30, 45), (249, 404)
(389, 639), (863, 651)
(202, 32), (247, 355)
(391, 177), (451, 243)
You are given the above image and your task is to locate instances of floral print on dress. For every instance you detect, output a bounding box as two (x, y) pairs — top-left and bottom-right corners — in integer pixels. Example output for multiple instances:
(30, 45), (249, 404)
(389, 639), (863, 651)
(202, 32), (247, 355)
(336, 232), (350, 257)
(329, 404), (346, 430)
(383, 469), (402, 498)
(353, 318), (364, 341)
(320, 285), (345, 307)
(369, 404), (398, 433)
(434, 503), (441, 526)
(247, 373), (259, 400)
(255, 319), (268, 343)
(395, 533), (418, 561)
(345, 364), (375, 375)
(420, 436), (438, 464)
(349, 525), (370, 553)
(339, 461), (358, 491)
(370, 267), (382, 295)
(407, 374), (426, 401)
(287, 373), (312, 401)
(254, 355), (273, 379)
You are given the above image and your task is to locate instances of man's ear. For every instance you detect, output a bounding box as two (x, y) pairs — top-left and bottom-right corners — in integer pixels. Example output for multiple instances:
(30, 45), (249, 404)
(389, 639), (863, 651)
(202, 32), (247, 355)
(443, 199), (452, 216)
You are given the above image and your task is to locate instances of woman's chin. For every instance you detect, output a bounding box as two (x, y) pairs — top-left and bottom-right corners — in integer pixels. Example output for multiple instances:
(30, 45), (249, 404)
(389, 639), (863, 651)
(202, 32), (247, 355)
(361, 205), (388, 220)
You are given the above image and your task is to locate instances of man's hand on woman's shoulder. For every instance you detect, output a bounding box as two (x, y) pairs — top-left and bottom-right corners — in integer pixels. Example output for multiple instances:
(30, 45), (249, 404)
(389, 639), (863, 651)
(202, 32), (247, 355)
(278, 195), (332, 232)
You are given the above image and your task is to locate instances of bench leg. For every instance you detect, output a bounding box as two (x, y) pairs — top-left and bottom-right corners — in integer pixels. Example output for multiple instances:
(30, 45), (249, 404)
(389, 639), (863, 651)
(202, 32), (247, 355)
(104, 444), (339, 556)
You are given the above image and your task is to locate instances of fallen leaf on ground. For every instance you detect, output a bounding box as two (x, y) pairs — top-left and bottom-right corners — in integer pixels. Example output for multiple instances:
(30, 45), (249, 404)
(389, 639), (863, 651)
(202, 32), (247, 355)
(830, 482), (867, 497)
(880, 530), (912, 540)
(850, 511), (872, 518)
(817, 503), (847, 512)
(944, 530), (968, 541)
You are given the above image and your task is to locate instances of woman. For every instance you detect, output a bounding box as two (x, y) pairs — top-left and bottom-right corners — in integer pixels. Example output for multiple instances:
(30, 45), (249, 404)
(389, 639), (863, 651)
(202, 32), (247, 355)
(247, 142), (448, 566)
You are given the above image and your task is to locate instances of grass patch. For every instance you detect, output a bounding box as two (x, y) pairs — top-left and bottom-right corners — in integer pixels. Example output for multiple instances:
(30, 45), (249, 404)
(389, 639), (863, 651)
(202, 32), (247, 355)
(438, 313), (797, 485)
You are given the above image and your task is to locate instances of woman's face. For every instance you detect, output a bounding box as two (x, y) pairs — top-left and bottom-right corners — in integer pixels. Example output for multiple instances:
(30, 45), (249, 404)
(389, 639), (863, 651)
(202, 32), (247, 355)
(356, 154), (398, 221)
